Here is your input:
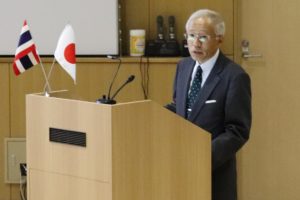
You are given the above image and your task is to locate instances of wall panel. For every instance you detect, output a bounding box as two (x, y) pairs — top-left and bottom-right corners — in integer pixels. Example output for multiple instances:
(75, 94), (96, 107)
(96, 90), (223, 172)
(121, 0), (233, 55)
(0, 63), (11, 200)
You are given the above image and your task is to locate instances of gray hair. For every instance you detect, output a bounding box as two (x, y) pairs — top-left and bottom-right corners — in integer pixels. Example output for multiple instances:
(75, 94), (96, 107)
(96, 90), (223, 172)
(185, 9), (225, 36)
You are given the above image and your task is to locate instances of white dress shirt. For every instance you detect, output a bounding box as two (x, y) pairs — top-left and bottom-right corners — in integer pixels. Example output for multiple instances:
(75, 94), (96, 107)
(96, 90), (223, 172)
(189, 49), (220, 90)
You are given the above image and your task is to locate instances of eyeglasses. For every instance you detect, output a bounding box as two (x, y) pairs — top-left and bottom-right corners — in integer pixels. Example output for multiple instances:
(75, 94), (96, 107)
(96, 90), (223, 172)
(185, 33), (217, 43)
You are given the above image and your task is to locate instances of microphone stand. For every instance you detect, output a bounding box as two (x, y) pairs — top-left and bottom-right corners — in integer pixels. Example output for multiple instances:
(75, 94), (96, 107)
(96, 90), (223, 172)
(97, 56), (121, 104)
(97, 96), (117, 104)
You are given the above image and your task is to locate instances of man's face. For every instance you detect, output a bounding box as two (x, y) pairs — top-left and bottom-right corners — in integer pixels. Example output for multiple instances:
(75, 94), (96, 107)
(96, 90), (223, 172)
(186, 17), (223, 63)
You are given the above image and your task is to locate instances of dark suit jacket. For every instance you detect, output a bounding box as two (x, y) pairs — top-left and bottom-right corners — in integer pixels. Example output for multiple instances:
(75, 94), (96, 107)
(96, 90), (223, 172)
(173, 52), (251, 200)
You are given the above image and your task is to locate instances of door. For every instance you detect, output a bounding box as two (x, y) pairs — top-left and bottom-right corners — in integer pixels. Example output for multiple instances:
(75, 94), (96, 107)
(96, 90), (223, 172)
(237, 0), (300, 200)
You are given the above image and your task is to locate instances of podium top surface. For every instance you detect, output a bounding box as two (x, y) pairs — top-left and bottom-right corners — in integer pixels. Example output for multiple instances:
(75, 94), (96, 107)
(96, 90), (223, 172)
(27, 91), (151, 106)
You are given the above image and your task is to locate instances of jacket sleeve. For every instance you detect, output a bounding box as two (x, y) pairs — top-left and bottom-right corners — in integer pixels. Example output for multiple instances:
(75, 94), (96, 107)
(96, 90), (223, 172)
(212, 72), (252, 170)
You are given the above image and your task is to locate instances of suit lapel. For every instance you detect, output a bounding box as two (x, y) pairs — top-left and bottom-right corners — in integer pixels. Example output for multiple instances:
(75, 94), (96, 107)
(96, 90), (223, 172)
(188, 75), (220, 120)
(177, 59), (195, 117)
(188, 53), (226, 121)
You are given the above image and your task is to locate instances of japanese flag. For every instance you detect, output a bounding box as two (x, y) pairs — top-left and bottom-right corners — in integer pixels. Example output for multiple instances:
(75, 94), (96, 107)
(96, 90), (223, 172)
(54, 24), (76, 83)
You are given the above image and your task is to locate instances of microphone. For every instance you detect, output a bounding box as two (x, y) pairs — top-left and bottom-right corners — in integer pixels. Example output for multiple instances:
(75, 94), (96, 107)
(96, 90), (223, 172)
(110, 75), (135, 101)
(97, 75), (135, 104)
(156, 15), (164, 40)
(96, 56), (121, 104)
(168, 16), (176, 40)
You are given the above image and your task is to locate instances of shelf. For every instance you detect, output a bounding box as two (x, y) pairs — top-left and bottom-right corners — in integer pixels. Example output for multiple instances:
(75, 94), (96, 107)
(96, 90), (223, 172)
(0, 56), (182, 64)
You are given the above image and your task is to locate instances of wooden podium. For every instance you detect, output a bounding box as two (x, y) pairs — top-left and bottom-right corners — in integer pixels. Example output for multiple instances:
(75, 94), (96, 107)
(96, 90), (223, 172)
(26, 94), (211, 200)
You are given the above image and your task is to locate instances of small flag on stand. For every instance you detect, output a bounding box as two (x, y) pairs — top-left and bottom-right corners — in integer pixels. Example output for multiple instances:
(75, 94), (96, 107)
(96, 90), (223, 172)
(54, 24), (76, 83)
(13, 20), (40, 76)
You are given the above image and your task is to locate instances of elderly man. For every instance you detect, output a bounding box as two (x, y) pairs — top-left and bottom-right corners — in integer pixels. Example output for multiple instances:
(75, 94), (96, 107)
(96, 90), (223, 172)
(172, 9), (252, 200)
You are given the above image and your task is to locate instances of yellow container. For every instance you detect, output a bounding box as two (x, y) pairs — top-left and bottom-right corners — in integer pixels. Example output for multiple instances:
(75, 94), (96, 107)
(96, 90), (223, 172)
(130, 29), (145, 56)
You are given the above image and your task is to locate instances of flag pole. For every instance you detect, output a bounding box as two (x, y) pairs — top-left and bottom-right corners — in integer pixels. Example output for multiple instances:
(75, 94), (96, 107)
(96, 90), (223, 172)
(43, 58), (56, 92)
(37, 55), (52, 95)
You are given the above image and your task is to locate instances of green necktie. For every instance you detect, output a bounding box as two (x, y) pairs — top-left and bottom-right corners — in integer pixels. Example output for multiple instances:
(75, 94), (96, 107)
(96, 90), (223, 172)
(186, 66), (202, 115)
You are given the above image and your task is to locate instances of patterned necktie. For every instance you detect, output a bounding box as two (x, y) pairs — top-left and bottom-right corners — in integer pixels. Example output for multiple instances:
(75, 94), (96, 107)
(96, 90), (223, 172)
(186, 65), (202, 114)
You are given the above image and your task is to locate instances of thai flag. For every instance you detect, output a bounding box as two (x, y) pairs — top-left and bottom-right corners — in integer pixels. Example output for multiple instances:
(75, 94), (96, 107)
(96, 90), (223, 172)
(13, 20), (40, 76)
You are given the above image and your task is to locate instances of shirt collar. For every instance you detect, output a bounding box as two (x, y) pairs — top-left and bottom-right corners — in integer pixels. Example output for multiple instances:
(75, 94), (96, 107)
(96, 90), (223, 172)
(195, 49), (220, 72)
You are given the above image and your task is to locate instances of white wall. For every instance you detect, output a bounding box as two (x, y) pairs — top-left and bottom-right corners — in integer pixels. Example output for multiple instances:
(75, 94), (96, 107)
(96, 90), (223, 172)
(0, 0), (118, 56)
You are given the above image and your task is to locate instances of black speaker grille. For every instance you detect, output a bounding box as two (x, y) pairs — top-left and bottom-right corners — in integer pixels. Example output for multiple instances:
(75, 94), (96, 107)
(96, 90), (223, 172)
(49, 127), (86, 147)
